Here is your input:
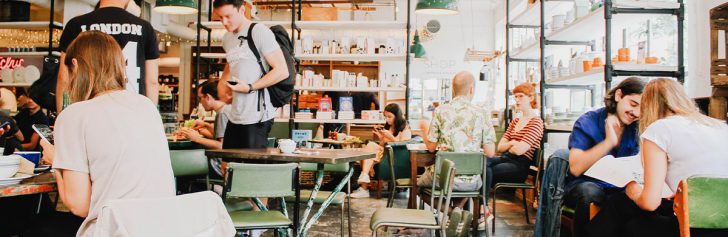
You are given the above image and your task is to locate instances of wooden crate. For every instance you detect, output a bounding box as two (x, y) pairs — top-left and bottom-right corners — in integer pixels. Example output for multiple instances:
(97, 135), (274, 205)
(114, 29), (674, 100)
(710, 4), (728, 120)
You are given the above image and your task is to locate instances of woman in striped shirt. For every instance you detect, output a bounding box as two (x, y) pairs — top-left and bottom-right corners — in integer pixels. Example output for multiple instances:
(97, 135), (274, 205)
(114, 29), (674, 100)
(487, 82), (544, 191)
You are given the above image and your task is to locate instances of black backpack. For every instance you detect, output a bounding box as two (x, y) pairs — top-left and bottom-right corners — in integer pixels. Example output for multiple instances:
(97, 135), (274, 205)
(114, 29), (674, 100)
(28, 55), (59, 113)
(246, 23), (296, 108)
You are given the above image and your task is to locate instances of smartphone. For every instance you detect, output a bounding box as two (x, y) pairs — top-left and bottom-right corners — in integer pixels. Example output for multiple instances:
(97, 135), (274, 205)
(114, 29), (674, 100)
(0, 121), (10, 129)
(32, 124), (54, 145)
(227, 80), (238, 85)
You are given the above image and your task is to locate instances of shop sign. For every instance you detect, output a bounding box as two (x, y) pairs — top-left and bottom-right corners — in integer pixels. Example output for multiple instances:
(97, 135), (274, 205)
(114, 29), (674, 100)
(0, 57), (24, 70)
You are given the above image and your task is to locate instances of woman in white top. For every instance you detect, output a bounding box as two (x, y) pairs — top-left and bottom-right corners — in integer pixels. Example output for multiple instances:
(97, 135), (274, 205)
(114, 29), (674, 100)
(37, 31), (175, 237)
(588, 78), (728, 237)
(350, 103), (412, 198)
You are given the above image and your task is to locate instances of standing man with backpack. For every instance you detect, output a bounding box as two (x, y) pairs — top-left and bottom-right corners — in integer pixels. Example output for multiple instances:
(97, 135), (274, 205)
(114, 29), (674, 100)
(213, 0), (292, 149)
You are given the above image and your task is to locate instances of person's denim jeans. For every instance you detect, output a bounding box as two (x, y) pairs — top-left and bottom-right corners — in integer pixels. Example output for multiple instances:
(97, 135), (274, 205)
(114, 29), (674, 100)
(534, 149), (570, 237)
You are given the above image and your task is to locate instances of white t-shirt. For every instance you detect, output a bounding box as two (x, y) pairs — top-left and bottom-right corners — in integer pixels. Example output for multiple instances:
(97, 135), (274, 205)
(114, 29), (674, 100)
(641, 115), (728, 192)
(52, 90), (175, 237)
(222, 23), (280, 125)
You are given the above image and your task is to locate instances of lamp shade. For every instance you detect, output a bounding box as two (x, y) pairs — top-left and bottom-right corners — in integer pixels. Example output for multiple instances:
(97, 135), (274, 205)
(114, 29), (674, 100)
(410, 32), (426, 59)
(415, 0), (458, 15)
(155, 0), (198, 15)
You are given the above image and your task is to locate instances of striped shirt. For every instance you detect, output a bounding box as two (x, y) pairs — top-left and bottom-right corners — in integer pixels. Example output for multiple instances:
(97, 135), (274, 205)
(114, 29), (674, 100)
(503, 117), (544, 160)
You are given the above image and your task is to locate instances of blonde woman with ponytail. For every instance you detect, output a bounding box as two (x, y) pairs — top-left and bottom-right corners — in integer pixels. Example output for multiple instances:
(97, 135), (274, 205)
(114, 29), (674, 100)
(588, 78), (728, 237)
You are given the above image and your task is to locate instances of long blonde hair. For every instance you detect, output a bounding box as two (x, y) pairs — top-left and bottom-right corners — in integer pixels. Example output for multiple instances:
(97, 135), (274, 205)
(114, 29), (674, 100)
(639, 78), (721, 134)
(64, 31), (126, 103)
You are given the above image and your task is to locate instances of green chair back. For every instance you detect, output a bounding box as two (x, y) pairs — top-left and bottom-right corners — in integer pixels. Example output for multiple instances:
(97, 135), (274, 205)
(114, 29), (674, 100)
(687, 176), (728, 229)
(299, 163), (349, 173)
(169, 149), (208, 177)
(434, 159), (457, 230)
(225, 163), (298, 198)
(375, 140), (419, 181)
(435, 152), (485, 176)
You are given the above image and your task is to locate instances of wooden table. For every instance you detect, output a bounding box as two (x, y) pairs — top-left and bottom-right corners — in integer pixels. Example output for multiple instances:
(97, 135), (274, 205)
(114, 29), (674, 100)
(308, 139), (363, 149)
(408, 148), (437, 209)
(206, 148), (375, 237)
(1, 172), (56, 197)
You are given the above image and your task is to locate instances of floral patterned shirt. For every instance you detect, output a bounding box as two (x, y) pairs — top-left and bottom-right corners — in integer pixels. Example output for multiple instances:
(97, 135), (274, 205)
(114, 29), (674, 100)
(427, 96), (497, 152)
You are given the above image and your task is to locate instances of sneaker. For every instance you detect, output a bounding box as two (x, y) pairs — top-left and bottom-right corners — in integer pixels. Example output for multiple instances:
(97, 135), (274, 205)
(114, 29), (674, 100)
(477, 208), (494, 231)
(357, 173), (371, 184)
(349, 187), (370, 199)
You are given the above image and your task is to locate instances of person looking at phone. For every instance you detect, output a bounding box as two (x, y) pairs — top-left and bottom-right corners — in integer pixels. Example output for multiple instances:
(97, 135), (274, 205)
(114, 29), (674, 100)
(33, 31), (174, 236)
(15, 89), (50, 151)
(349, 103), (412, 198)
(213, 0), (288, 149)
(178, 80), (230, 178)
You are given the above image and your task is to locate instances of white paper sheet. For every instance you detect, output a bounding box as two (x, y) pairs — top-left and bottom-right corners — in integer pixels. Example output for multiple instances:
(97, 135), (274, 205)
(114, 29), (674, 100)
(585, 154), (673, 197)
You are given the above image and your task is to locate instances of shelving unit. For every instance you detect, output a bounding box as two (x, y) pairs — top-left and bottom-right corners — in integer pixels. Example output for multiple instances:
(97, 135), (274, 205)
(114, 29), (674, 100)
(0, 51), (61, 57)
(194, 0), (409, 140)
(0, 21), (63, 30)
(0, 82), (32, 87)
(504, 0), (685, 160)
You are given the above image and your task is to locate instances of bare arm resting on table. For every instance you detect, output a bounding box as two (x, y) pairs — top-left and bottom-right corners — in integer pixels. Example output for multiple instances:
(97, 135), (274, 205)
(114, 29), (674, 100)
(40, 140), (91, 217)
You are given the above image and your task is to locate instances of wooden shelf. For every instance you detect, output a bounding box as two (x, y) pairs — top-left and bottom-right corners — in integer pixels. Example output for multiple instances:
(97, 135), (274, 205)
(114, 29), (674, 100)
(199, 21), (406, 30)
(295, 86), (406, 92)
(548, 68), (605, 85)
(297, 54), (405, 61)
(0, 21), (63, 30)
(546, 124), (573, 132)
(292, 119), (385, 124)
(510, 1), (574, 26)
(0, 51), (61, 57)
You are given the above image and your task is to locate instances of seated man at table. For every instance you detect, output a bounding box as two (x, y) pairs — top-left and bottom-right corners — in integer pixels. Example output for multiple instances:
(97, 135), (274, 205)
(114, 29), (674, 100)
(179, 80), (230, 179)
(419, 71), (497, 202)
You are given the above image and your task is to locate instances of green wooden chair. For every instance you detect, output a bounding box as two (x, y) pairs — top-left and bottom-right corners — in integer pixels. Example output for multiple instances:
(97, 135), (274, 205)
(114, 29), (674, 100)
(169, 149), (209, 193)
(491, 149), (543, 234)
(674, 176), (728, 237)
(382, 140), (419, 208)
(370, 159), (457, 237)
(420, 152), (490, 236)
(284, 163), (351, 237)
(223, 163), (297, 236)
(373, 140), (419, 199)
(171, 149), (252, 212)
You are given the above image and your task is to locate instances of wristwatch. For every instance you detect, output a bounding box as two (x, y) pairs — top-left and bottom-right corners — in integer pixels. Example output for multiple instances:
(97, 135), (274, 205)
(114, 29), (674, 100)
(247, 83), (254, 94)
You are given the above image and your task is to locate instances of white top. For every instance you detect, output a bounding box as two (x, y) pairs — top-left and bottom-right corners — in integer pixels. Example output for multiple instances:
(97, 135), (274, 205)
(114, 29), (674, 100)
(222, 23), (280, 125)
(641, 115), (728, 192)
(53, 90), (175, 237)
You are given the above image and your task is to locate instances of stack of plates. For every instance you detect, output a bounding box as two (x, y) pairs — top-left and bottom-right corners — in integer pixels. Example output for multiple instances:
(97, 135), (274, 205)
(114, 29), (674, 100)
(0, 174), (32, 187)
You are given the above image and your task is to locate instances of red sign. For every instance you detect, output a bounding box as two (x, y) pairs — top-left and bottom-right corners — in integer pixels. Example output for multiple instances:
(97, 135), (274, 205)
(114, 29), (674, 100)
(0, 57), (25, 70)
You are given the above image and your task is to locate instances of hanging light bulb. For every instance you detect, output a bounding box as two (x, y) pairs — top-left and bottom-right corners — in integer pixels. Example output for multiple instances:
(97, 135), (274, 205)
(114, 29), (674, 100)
(410, 31), (427, 59)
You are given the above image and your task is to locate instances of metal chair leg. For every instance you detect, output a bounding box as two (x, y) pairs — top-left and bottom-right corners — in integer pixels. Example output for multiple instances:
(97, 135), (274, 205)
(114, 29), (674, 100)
(347, 178), (352, 237)
(492, 187), (498, 235)
(522, 188), (530, 224)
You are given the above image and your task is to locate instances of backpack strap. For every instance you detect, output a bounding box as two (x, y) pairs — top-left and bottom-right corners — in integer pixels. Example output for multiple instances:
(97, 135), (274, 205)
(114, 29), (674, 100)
(246, 23), (268, 74)
(244, 23), (266, 115)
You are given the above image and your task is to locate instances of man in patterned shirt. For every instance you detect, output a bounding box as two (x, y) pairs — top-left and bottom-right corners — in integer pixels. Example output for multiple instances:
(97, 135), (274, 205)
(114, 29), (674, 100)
(419, 71), (496, 190)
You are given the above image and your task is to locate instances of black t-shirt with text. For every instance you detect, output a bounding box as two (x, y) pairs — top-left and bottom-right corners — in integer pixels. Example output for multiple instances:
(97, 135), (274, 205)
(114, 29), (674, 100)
(59, 7), (160, 95)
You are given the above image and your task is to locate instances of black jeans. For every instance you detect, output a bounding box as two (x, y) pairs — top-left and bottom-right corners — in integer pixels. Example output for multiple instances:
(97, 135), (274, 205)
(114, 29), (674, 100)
(486, 153), (531, 193)
(588, 192), (678, 237)
(222, 119), (274, 149)
(564, 179), (621, 237)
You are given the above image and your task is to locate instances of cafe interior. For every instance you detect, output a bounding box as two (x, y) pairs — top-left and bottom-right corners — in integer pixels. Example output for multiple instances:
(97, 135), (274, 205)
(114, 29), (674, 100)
(1, 0), (728, 236)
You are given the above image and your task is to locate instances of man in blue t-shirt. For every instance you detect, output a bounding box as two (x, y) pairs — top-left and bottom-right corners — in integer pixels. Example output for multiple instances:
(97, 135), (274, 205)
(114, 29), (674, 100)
(555, 77), (647, 237)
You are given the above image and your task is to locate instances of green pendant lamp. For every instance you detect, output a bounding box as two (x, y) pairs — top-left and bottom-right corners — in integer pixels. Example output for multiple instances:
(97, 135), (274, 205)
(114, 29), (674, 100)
(410, 31), (427, 59)
(416, 0), (459, 15)
(155, 0), (198, 15)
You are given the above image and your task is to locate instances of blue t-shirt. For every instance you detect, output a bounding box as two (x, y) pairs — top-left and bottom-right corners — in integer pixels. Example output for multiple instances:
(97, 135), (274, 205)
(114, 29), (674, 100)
(566, 107), (640, 188)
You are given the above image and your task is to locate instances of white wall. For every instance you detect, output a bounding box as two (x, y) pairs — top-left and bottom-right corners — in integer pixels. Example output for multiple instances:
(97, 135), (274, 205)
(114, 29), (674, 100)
(686, 0), (727, 98)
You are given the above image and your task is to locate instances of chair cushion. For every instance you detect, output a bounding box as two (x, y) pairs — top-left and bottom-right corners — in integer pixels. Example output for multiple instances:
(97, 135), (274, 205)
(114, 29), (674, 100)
(395, 178), (411, 186)
(224, 199), (254, 212)
(284, 190), (346, 205)
(370, 208), (437, 230)
(228, 211), (292, 229)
